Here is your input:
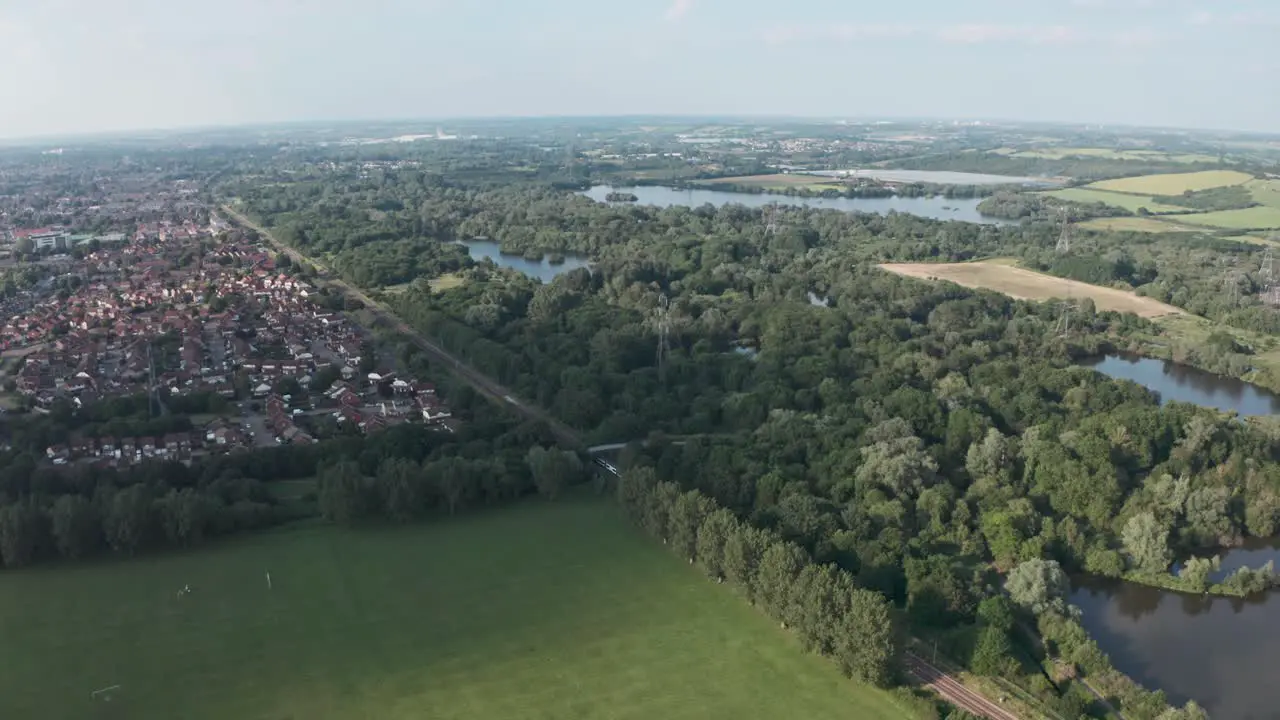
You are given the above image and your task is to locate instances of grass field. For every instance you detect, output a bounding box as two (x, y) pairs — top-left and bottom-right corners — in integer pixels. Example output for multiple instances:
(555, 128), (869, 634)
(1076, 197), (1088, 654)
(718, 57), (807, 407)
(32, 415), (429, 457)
(1166, 206), (1280, 230)
(0, 497), (913, 720)
(1087, 170), (1254, 195)
(1247, 179), (1280, 208)
(879, 261), (1184, 318)
(429, 272), (466, 292)
(1076, 217), (1201, 233)
(1042, 188), (1185, 214)
(1222, 234), (1280, 247)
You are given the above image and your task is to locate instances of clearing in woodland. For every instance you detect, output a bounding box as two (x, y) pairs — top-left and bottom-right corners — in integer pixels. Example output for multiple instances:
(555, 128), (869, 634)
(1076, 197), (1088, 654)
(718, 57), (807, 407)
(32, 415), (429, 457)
(878, 262), (1185, 318)
(1086, 170), (1254, 195)
(0, 497), (913, 720)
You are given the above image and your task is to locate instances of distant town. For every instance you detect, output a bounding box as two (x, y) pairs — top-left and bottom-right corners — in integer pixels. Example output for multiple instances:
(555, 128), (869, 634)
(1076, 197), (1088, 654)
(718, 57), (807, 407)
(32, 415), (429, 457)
(0, 179), (455, 469)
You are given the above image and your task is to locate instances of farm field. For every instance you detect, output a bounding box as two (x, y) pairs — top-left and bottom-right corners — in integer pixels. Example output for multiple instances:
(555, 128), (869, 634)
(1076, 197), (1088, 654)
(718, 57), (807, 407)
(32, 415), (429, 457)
(1247, 179), (1280, 208)
(1042, 188), (1184, 214)
(878, 261), (1184, 318)
(1222, 234), (1279, 247)
(0, 497), (913, 720)
(1166, 206), (1280, 230)
(1076, 217), (1200, 234)
(1087, 170), (1253, 195)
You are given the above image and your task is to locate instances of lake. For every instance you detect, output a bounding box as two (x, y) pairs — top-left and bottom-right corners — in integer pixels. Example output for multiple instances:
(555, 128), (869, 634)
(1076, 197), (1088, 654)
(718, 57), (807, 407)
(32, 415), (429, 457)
(1081, 353), (1280, 416)
(458, 240), (590, 283)
(579, 185), (1010, 225)
(1073, 564), (1280, 720)
(1073, 353), (1280, 718)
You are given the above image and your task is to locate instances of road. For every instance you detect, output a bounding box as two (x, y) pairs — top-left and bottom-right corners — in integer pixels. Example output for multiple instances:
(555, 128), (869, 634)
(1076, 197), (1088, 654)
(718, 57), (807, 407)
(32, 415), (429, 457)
(220, 205), (580, 448)
(904, 652), (1021, 720)
(222, 204), (1018, 718)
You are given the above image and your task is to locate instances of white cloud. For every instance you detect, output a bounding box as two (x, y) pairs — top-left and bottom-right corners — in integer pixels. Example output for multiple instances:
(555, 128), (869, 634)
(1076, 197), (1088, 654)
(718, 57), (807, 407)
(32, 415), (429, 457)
(664, 0), (693, 22)
(936, 24), (1083, 45)
(762, 23), (916, 45)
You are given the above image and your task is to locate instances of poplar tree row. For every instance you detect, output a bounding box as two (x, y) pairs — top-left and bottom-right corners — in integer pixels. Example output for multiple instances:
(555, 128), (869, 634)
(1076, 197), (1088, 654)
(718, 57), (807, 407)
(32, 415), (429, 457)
(616, 466), (896, 687)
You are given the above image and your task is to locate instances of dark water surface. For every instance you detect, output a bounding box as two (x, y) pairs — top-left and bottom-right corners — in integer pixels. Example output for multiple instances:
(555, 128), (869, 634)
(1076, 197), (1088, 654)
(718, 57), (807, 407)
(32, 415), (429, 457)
(1072, 571), (1280, 720)
(579, 185), (1012, 225)
(1081, 353), (1280, 416)
(458, 240), (590, 283)
(1074, 355), (1280, 718)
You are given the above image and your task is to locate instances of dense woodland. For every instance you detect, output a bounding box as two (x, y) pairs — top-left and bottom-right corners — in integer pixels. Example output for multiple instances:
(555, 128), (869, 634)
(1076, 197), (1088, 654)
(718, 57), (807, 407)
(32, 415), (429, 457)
(220, 166), (1280, 718)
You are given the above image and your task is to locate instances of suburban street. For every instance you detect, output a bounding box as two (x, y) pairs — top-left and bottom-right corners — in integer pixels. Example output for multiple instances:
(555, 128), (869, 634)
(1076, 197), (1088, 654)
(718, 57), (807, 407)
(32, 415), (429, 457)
(221, 205), (580, 447)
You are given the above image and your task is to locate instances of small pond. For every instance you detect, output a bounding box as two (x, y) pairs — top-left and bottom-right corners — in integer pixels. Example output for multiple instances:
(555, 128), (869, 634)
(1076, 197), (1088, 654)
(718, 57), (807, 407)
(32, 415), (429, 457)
(458, 240), (590, 283)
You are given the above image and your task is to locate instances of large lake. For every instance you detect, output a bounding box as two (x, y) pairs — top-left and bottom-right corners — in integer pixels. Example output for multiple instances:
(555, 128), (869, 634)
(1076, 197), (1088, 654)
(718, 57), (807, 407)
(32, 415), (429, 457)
(1080, 353), (1280, 416)
(579, 185), (1010, 225)
(458, 240), (589, 283)
(1075, 353), (1280, 718)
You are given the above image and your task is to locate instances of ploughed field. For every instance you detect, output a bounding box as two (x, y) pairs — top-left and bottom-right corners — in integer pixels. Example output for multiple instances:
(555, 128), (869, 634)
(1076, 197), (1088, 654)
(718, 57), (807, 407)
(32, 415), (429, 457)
(878, 261), (1185, 318)
(0, 497), (911, 720)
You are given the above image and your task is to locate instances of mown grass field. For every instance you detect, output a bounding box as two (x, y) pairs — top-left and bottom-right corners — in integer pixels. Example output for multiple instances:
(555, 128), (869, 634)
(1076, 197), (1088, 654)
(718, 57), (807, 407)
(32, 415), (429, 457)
(1087, 170), (1254, 195)
(1076, 217), (1201, 234)
(1246, 179), (1280, 208)
(879, 261), (1184, 318)
(1042, 188), (1185, 214)
(1168, 205), (1280, 230)
(0, 497), (913, 720)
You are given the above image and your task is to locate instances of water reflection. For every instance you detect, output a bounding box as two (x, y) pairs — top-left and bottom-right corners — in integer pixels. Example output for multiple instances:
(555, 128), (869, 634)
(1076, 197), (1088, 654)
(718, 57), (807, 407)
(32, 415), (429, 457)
(578, 185), (1012, 225)
(1081, 353), (1280, 416)
(456, 240), (590, 283)
(1073, 573), (1280, 719)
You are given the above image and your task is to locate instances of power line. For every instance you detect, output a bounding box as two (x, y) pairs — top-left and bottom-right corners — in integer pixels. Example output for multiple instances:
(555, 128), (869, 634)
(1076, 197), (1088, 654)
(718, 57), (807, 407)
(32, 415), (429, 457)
(1055, 208), (1073, 336)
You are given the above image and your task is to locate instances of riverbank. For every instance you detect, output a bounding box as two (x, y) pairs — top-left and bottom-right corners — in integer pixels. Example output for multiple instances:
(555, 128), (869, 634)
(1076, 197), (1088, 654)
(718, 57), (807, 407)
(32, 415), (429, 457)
(1149, 313), (1280, 396)
(1119, 570), (1255, 598)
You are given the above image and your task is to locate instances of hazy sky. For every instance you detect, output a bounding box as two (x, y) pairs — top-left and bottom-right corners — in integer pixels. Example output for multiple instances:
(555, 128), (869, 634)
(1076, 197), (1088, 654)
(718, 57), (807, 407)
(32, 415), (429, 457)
(1, 0), (1277, 138)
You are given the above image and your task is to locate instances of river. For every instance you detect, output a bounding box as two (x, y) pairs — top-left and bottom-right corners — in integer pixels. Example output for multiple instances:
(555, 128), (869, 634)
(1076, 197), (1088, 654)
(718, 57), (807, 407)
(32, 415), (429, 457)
(579, 185), (1010, 225)
(457, 239), (590, 283)
(1075, 354), (1280, 718)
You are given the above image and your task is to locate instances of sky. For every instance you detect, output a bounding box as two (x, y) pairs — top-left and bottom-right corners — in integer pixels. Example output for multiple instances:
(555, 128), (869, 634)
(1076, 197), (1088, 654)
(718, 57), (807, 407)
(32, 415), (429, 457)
(1, 0), (1277, 139)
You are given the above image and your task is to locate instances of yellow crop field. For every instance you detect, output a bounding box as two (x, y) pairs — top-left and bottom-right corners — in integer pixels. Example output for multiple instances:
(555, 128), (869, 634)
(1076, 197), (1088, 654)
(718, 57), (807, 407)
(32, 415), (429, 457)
(1042, 188), (1184, 214)
(878, 262), (1184, 318)
(1087, 170), (1254, 195)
